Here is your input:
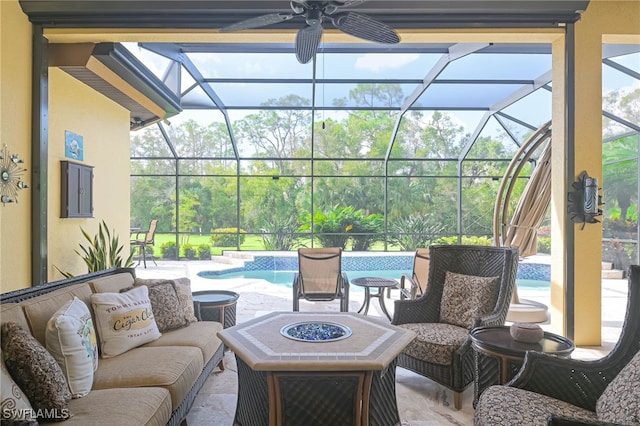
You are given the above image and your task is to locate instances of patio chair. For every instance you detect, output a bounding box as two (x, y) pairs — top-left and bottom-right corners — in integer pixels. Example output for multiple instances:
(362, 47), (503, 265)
(130, 219), (158, 268)
(475, 264), (640, 425)
(392, 244), (519, 409)
(395, 248), (430, 300)
(293, 247), (350, 312)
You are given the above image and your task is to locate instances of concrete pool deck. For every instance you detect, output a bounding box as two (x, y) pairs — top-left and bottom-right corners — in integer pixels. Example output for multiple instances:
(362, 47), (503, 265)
(133, 259), (628, 426)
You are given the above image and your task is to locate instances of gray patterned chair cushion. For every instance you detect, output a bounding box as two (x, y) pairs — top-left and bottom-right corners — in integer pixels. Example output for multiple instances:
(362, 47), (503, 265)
(474, 385), (598, 426)
(596, 349), (640, 424)
(398, 322), (469, 366)
(440, 271), (499, 329)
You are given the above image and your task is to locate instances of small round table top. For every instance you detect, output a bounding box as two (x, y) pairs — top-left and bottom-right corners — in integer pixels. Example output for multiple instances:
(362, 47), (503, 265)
(470, 326), (575, 358)
(192, 290), (239, 304)
(351, 277), (399, 289)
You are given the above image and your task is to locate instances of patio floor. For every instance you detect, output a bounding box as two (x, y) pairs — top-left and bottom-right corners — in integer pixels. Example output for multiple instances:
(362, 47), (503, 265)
(134, 259), (627, 425)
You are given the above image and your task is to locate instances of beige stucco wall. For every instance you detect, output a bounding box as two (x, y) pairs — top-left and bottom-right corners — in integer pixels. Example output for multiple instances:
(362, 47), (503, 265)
(0, 0), (131, 291)
(0, 0), (32, 292)
(47, 68), (131, 279)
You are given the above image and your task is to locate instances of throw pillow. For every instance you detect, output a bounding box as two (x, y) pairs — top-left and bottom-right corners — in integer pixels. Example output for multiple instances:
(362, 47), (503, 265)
(134, 278), (198, 323)
(1, 322), (72, 421)
(90, 286), (161, 358)
(439, 271), (500, 329)
(123, 282), (188, 332)
(1, 354), (38, 425)
(596, 349), (640, 424)
(45, 297), (99, 398)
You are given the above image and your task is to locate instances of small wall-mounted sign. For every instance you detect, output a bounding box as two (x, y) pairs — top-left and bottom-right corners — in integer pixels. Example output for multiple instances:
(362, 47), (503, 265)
(65, 130), (84, 161)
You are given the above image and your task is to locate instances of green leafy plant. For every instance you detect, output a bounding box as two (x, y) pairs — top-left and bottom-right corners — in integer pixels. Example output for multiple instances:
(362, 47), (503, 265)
(56, 220), (134, 277)
(349, 212), (384, 251)
(388, 215), (445, 251)
(160, 241), (178, 258)
(197, 244), (212, 260)
(260, 216), (300, 251)
(211, 228), (247, 247)
(182, 243), (197, 259)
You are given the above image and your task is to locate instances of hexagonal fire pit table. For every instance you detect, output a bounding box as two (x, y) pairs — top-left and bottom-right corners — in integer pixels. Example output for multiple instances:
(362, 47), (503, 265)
(218, 311), (416, 426)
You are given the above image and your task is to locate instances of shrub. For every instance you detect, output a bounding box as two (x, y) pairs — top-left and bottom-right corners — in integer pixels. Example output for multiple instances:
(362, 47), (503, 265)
(182, 243), (197, 259)
(160, 241), (177, 258)
(197, 244), (212, 260)
(537, 237), (551, 254)
(437, 236), (493, 246)
(211, 228), (247, 247)
(388, 215), (444, 251)
(350, 212), (384, 251)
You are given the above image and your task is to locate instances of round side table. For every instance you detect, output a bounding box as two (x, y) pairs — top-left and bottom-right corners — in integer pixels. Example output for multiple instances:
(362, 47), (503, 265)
(192, 290), (239, 329)
(470, 325), (575, 407)
(350, 277), (399, 321)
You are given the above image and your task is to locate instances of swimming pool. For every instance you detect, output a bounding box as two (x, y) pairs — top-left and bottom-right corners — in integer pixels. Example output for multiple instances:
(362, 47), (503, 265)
(198, 269), (550, 291)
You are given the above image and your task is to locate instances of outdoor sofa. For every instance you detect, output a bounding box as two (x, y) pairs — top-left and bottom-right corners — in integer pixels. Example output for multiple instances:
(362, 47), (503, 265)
(1, 268), (224, 426)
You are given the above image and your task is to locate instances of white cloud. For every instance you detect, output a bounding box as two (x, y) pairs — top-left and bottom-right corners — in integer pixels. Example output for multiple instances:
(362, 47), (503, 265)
(354, 53), (419, 72)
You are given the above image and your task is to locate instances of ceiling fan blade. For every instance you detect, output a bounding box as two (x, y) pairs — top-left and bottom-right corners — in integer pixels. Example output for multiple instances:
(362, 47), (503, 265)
(332, 12), (400, 44)
(295, 23), (322, 64)
(332, 0), (369, 7)
(220, 13), (294, 32)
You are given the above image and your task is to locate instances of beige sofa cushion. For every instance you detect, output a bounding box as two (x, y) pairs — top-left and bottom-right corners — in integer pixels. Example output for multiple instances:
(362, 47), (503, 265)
(39, 387), (172, 426)
(0, 303), (30, 332)
(89, 272), (135, 294)
(20, 283), (93, 345)
(92, 346), (203, 409)
(143, 320), (223, 365)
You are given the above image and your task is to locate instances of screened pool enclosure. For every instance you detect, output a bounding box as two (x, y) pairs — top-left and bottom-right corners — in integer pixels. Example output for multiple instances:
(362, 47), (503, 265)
(127, 41), (639, 258)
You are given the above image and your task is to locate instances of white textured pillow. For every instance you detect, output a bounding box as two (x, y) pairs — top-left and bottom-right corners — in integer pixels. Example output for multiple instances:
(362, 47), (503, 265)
(1, 353), (38, 424)
(45, 297), (99, 398)
(90, 286), (161, 358)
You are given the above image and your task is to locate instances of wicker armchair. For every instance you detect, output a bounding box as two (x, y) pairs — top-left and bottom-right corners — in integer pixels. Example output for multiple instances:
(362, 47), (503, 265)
(392, 244), (519, 409)
(475, 264), (640, 426)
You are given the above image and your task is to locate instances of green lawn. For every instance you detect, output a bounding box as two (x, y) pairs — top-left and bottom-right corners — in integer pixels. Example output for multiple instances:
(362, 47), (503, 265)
(148, 234), (395, 258)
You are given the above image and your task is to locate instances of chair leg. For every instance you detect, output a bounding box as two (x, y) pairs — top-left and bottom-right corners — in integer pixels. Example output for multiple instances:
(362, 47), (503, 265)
(141, 244), (147, 268)
(454, 391), (462, 409)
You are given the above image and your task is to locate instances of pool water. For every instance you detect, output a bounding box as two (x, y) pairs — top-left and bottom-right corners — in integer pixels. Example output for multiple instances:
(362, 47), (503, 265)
(199, 269), (550, 291)
(200, 270), (409, 288)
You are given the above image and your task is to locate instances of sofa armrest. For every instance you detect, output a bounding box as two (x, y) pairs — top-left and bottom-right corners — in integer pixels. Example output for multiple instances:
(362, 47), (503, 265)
(508, 351), (612, 412)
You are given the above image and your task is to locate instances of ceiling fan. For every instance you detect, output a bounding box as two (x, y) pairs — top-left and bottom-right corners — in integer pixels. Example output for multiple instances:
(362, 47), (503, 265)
(219, 1), (400, 64)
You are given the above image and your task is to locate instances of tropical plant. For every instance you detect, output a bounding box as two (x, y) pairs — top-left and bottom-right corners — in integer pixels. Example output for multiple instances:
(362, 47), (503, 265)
(56, 220), (134, 277)
(388, 215), (445, 251)
(350, 212), (384, 251)
(261, 215), (300, 251)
